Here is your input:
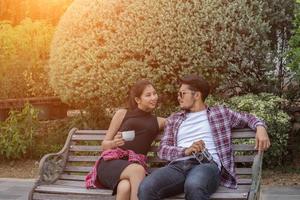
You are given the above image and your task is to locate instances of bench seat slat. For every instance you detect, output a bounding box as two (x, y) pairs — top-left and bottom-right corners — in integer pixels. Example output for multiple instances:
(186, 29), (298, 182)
(33, 192), (114, 200)
(59, 173), (251, 186)
(59, 174), (86, 181)
(33, 192), (248, 200)
(149, 167), (252, 175)
(54, 180), (252, 193)
(64, 165), (252, 175)
(166, 193), (248, 200)
(34, 185), (249, 200)
(237, 178), (252, 185)
(35, 185), (111, 195)
(54, 180), (85, 187)
(53, 179), (252, 191)
(57, 176), (252, 185)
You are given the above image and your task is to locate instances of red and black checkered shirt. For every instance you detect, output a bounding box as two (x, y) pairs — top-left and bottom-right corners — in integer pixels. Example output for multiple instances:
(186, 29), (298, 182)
(158, 106), (266, 189)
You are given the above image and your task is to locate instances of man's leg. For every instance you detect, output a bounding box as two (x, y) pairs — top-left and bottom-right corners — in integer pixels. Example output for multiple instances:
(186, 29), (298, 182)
(184, 162), (220, 200)
(138, 163), (186, 200)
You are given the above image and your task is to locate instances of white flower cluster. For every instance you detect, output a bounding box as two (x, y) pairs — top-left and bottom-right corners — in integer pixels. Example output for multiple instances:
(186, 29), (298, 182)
(49, 0), (270, 108)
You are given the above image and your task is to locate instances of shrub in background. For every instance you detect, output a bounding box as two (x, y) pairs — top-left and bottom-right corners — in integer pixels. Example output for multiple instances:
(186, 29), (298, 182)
(262, 0), (295, 97)
(207, 93), (291, 167)
(0, 103), (39, 160)
(33, 109), (111, 158)
(285, 0), (300, 101)
(49, 0), (271, 110)
(287, 0), (300, 81)
(33, 118), (78, 159)
(0, 19), (54, 99)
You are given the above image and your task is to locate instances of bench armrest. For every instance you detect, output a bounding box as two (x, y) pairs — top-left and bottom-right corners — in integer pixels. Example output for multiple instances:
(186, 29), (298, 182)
(37, 152), (66, 184)
(36, 128), (77, 185)
(248, 151), (263, 200)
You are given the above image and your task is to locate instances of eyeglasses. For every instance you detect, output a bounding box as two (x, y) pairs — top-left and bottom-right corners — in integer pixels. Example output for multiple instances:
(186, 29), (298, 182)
(177, 91), (195, 98)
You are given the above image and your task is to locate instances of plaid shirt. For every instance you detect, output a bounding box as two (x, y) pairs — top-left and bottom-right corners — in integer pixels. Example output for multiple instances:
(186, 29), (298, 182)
(158, 106), (266, 189)
(85, 148), (147, 189)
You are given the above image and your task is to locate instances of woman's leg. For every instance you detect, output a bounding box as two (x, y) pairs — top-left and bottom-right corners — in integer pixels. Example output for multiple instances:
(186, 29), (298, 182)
(116, 179), (131, 200)
(120, 163), (146, 200)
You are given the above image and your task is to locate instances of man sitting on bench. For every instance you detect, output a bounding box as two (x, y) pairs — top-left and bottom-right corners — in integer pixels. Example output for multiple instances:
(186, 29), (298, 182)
(138, 74), (270, 200)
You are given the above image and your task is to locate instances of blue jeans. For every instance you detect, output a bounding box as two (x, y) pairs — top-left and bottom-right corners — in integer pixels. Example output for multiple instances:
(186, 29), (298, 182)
(138, 158), (220, 200)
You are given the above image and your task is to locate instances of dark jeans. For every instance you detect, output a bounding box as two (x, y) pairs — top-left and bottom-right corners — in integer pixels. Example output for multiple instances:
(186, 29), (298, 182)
(138, 158), (220, 200)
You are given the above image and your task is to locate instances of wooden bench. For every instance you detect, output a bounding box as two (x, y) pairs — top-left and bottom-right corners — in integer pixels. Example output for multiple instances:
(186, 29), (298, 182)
(29, 128), (263, 200)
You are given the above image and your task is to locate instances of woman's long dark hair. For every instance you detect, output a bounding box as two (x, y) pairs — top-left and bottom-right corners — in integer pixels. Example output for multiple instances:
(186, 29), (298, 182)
(128, 79), (153, 110)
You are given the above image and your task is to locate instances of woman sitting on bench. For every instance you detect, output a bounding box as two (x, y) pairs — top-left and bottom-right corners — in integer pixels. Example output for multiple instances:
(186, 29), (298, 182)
(86, 79), (165, 200)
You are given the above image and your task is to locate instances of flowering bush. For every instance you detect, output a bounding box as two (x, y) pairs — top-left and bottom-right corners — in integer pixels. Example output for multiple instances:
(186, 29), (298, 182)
(49, 0), (271, 108)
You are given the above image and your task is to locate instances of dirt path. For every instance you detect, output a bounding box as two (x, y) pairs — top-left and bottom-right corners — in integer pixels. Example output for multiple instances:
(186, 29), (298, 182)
(262, 169), (300, 186)
(0, 160), (39, 178)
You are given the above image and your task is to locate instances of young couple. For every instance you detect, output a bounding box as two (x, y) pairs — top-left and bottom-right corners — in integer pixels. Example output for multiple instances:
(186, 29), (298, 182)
(85, 74), (271, 200)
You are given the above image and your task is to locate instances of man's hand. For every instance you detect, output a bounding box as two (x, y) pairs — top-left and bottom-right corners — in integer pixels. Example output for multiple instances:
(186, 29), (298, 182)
(184, 140), (205, 156)
(255, 126), (270, 152)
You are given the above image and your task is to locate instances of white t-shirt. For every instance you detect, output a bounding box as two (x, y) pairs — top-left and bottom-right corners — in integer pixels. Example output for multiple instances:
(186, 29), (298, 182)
(176, 110), (221, 169)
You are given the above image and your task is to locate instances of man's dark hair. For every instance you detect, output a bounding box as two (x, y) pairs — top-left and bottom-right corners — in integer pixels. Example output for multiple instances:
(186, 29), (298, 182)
(179, 74), (210, 102)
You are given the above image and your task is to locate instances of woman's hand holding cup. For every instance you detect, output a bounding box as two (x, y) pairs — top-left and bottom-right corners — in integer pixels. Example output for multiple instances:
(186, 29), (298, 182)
(113, 132), (125, 147)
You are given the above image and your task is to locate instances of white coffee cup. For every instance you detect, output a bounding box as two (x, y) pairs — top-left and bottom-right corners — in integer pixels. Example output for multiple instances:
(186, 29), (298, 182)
(121, 130), (135, 141)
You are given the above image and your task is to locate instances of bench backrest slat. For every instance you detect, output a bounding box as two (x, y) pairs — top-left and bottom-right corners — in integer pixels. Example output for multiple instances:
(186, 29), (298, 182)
(68, 144), (255, 153)
(74, 130), (107, 134)
(69, 145), (102, 152)
(149, 144), (255, 152)
(68, 155), (99, 162)
(147, 155), (255, 164)
(72, 135), (105, 141)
